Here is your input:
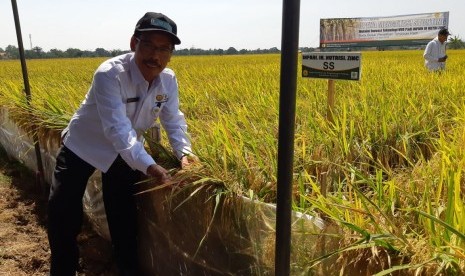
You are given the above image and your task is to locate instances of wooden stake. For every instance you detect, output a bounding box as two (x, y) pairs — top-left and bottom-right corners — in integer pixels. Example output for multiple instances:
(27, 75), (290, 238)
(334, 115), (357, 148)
(327, 79), (335, 123)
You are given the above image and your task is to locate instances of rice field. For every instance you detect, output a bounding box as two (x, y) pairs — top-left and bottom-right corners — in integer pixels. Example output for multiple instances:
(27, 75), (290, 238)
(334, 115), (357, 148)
(1, 50), (465, 274)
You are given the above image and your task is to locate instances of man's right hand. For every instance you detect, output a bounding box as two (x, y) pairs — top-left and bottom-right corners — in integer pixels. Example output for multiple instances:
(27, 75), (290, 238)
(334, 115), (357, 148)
(438, 56), (447, 62)
(146, 164), (171, 183)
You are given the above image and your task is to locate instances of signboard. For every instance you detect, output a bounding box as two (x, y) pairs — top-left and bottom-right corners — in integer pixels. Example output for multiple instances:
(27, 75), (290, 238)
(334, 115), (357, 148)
(320, 12), (449, 48)
(302, 52), (361, 81)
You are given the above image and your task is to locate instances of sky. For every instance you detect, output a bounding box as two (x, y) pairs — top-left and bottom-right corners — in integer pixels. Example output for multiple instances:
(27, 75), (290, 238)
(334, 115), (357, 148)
(1, 0), (464, 52)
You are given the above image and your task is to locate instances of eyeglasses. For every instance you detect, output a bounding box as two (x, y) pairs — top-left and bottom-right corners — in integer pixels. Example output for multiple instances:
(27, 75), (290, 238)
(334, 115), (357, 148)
(135, 38), (173, 56)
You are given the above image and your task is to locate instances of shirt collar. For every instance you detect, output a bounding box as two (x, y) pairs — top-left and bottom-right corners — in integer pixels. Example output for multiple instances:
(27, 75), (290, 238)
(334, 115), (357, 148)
(129, 54), (145, 86)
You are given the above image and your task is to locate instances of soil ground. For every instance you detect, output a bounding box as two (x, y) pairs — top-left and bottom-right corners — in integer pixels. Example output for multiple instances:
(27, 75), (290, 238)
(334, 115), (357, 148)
(0, 146), (117, 276)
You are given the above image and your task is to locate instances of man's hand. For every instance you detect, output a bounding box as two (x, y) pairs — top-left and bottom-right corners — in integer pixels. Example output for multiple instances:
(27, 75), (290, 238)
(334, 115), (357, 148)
(438, 56), (447, 62)
(180, 155), (199, 169)
(146, 164), (171, 183)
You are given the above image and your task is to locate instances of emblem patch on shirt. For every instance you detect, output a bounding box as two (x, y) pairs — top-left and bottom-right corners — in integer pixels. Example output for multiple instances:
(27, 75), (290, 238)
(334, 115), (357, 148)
(155, 94), (168, 107)
(152, 106), (161, 116)
(152, 94), (168, 116)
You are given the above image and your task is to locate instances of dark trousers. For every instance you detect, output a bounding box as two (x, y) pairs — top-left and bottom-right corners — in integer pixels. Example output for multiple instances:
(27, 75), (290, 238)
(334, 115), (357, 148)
(48, 146), (141, 275)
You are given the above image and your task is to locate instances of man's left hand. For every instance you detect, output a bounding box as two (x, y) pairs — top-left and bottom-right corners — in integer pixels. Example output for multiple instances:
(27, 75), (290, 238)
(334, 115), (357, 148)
(180, 155), (199, 169)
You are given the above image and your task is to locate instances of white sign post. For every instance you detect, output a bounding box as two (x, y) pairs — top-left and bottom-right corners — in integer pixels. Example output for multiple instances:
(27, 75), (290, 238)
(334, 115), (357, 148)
(302, 52), (362, 122)
(302, 52), (362, 81)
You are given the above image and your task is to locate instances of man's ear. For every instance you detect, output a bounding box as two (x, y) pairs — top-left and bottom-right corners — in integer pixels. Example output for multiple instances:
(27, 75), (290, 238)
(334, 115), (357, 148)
(130, 36), (137, 52)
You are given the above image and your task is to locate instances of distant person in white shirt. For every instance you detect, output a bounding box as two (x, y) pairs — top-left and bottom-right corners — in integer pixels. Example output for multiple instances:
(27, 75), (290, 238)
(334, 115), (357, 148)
(423, 28), (451, 71)
(47, 12), (195, 276)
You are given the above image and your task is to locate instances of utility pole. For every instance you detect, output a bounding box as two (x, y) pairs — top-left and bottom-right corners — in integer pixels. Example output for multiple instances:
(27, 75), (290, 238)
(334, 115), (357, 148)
(11, 0), (46, 193)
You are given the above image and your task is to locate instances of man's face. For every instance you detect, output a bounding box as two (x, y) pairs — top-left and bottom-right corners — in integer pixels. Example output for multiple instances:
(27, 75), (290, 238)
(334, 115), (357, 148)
(131, 32), (174, 82)
(438, 34), (448, 43)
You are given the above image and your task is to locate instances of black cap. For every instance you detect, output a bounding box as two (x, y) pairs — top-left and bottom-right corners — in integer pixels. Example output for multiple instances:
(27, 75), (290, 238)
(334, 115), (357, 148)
(438, 28), (451, 36)
(134, 12), (181, 45)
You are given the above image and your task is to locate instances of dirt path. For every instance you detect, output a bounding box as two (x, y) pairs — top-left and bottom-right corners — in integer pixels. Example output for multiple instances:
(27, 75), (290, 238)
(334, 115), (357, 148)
(0, 148), (117, 276)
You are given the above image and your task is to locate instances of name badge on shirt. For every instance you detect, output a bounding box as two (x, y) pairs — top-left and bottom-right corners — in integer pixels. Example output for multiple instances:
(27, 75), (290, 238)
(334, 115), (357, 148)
(126, 97), (140, 103)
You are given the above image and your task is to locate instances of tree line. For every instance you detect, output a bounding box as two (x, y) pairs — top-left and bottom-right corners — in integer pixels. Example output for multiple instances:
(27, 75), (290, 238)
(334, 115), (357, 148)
(0, 45), (300, 60)
(3, 37), (462, 60)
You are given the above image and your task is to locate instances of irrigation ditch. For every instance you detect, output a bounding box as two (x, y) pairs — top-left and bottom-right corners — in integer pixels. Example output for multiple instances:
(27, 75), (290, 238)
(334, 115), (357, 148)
(0, 106), (338, 275)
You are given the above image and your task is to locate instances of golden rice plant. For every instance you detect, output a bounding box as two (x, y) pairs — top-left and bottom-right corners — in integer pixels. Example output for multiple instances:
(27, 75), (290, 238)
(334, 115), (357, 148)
(1, 50), (465, 274)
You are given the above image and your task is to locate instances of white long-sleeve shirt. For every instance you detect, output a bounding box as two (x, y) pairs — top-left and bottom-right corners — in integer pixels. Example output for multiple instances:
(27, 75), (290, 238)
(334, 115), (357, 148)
(62, 53), (192, 173)
(423, 37), (447, 71)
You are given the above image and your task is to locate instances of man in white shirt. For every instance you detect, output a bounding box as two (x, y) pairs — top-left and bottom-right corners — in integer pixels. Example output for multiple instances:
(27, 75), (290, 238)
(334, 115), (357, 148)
(423, 28), (450, 71)
(47, 12), (193, 275)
